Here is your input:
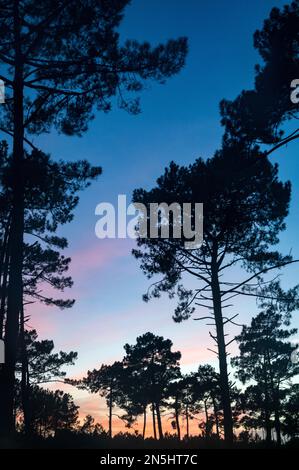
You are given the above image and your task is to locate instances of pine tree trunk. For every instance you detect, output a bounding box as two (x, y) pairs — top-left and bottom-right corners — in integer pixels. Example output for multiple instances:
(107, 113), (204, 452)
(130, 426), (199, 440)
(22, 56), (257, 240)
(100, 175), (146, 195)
(152, 403), (157, 440)
(0, 0), (24, 437)
(108, 387), (113, 439)
(185, 404), (189, 438)
(175, 397), (181, 440)
(204, 400), (209, 437)
(274, 408), (281, 446)
(155, 403), (163, 440)
(142, 405), (147, 439)
(0, 217), (10, 338)
(265, 411), (272, 444)
(20, 307), (32, 435)
(264, 377), (272, 445)
(268, 360), (281, 447)
(273, 388), (281, 446)
(211, 249), (234, 444)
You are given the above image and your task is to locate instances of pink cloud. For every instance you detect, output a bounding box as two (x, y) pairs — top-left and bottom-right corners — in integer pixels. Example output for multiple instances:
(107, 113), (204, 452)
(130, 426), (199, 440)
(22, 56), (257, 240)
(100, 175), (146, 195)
(68, 238), (133, 279)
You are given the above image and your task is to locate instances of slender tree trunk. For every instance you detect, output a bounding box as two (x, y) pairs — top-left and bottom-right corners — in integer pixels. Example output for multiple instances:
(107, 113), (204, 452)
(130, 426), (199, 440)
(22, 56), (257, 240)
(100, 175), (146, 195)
(185, 404), (189, 438)
(152, 403), (157, 440)
(0, 217), (11, 338)
(142, 405), (147, 439)
(108, 387), (113, 439)
(267, 358), (281, 447)
(265, 416), (271, 443)
(20, 306), (31, 435)
(264, 374), (272, 445)
(271, 385), (281, 446)
(175, 398), (181, 440)
(155, 403), (163, 440)
(274, 407), (281, 446)
(211, 249), (234, 444)
(264, 402), (272, 444)
(204, 400), (209, 437)
(0, 0), (24, 437)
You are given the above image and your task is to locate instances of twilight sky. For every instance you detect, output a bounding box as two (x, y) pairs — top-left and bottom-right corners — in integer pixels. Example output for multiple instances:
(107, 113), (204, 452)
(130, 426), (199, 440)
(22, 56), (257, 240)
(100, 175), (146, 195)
(28, 0), (299, 434)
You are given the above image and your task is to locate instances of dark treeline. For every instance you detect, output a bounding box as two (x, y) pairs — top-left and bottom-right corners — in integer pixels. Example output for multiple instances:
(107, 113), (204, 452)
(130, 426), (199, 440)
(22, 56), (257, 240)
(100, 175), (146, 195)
(73, 326), (299, 444)
(7, 326), (299, 446)
(0, 0), (298, 449)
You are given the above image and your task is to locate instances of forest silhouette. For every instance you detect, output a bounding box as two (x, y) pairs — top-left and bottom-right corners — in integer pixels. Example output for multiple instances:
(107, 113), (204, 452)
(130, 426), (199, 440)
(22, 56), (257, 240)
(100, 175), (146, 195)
(0, 0), (299, 449)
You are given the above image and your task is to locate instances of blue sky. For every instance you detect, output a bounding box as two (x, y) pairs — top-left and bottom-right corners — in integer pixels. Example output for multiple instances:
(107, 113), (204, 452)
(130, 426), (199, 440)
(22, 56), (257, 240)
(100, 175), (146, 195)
(29, 0), (299, 426)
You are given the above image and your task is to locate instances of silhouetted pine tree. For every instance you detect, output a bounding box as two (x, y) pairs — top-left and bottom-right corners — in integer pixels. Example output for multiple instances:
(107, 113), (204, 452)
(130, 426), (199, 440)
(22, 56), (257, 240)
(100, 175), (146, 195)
(123, 332), (181, 441)
(220, 1), (299, 153)
(0, 144), (101, 435)
(132, 146), (294, 443)
(232, 292), (299, 445)
(15, 386), (79, 437)
(15, 329), (77, 434)
(81, 362), (125, 439)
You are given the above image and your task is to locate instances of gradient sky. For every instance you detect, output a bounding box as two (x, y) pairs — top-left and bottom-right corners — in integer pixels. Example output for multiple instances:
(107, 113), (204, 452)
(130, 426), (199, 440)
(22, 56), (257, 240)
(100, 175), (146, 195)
(27, 0), (299, 434)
